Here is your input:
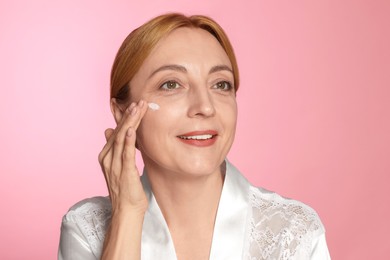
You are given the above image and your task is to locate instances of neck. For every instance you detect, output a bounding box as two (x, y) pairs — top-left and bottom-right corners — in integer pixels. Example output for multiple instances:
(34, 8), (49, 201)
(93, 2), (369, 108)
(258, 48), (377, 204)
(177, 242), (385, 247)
(145, 163), (225, 228)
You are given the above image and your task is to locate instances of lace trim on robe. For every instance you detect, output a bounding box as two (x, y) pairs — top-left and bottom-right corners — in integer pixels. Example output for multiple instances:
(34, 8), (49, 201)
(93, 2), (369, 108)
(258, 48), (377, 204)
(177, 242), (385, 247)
(63, 189), (325, 260)
(65, 197), (111, 258)
(245, 186), (324, 260)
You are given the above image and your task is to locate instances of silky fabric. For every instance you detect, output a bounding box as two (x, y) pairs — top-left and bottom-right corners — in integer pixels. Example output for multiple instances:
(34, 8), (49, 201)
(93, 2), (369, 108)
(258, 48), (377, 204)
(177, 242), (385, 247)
(58, 160), (331, 259)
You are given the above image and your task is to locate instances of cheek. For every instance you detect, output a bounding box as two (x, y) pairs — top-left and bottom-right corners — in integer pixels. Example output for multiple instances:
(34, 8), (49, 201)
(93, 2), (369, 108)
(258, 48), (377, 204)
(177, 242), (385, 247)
(221, 99), (238, 129)
(137, 104), (182, 141)
(137, 113), (161, 143)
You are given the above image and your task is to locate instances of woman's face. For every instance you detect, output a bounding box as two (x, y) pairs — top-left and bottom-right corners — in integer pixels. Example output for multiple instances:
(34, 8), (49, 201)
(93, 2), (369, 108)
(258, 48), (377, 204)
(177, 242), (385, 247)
(129, 27), (237, 177)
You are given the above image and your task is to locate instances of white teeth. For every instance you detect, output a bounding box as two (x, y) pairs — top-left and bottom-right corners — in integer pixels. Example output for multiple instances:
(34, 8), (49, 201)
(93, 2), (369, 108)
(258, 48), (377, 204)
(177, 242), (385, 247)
(179, 134), (213, 140)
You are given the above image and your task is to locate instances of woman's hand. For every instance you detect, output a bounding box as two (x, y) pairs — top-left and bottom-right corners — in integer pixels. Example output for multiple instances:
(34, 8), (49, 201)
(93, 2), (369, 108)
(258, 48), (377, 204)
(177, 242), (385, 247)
(99, 100), (148, 260)
(99, 100), (148, 215)
(98, 100), (148, 215)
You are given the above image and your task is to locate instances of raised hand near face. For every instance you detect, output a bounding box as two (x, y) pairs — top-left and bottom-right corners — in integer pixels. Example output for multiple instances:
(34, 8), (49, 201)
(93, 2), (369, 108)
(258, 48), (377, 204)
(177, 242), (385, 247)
(98, 100), (148, 215)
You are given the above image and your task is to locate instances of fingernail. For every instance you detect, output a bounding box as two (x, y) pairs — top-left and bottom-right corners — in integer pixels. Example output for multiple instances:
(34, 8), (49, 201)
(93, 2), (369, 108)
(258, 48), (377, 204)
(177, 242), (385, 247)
(139, 100), (144, 108)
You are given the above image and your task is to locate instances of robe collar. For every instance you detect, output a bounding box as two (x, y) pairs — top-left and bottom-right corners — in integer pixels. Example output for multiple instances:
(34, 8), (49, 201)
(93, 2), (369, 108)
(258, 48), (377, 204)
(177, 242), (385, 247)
(140, 160), (250, 259)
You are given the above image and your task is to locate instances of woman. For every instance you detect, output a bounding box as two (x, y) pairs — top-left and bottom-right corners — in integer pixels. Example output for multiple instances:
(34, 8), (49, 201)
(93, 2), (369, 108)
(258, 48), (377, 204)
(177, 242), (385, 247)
(58, 13), (331, 260)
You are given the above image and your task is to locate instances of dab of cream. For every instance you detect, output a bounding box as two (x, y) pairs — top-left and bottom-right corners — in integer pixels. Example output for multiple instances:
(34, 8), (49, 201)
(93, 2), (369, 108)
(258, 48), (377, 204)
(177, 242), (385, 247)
(148, 102), (160, 111)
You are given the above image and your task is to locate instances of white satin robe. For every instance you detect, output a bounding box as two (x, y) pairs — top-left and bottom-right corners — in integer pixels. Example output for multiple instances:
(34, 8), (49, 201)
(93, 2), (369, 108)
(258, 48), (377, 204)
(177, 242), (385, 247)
(58, 161), (331, 259)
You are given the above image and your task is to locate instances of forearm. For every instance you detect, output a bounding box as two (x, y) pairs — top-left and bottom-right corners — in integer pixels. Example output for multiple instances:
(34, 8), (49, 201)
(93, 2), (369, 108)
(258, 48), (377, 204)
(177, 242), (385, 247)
(101, 211), (145, 260)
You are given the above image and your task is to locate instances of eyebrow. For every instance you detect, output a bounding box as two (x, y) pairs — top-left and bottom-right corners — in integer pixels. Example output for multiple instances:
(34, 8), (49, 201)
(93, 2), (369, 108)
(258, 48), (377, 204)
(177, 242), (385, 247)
(209, 65), (233, 74)
(149, 65), (187, 79)
(148, 64), (233, 79)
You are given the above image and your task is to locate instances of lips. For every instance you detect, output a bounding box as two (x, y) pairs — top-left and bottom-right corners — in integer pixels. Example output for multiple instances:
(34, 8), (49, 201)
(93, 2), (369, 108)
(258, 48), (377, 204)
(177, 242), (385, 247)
(177, 130), (218, 147)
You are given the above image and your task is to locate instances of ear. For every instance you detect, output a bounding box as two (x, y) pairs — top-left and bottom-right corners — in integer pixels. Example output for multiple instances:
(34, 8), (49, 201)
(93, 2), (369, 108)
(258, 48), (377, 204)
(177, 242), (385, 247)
(110, 98), (125, 124)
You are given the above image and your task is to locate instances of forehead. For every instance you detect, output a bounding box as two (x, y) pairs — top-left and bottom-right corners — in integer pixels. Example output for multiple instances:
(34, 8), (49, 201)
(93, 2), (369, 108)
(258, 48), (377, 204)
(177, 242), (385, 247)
(140, 27), (232, 73)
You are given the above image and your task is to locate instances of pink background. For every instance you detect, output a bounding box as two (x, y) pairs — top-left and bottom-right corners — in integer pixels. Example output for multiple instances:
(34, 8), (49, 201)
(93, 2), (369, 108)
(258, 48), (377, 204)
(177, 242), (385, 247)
(1, 0), (389, 259)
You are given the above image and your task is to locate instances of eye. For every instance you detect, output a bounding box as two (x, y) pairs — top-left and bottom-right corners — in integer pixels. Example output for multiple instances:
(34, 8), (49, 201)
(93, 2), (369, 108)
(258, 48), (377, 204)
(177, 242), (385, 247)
(160, 81), (180, 90)
(213, 81), (233, 91)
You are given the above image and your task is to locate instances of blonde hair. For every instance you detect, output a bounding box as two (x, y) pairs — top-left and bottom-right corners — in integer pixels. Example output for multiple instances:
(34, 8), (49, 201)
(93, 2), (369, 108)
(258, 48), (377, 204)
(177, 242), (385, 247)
(110, 13), (239, 104)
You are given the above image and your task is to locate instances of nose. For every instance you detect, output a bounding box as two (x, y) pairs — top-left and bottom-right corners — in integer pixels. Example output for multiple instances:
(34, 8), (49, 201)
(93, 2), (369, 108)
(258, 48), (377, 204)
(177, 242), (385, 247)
(187, 85), (216, 118)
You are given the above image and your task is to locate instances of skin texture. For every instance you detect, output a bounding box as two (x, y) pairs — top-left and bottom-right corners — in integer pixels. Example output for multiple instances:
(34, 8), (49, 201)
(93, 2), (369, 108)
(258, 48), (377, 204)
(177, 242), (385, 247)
(102, 27), (238, 260)
(132, 27), (237, 179)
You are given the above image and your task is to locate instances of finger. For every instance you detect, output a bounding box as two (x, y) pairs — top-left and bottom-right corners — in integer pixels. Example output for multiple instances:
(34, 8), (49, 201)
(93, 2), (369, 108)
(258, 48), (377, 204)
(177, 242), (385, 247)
(99, 142), (114, 195)
(116, 100), (147, 138)
(110, 103), (142, 177)
(98, 128), (114, 165)
(99, 128), (115, 185)
(104, 128), (114, 141)
(99, 102), (142, 200)
(111, 99), (147, 155)
(99, 102), (136, 159)
(122, 127), (138, 175)
(122, 127), (145, 200)
(132, 100), (148, 130)
(100, 100), (147, 179)
(112, 101), (136, 124)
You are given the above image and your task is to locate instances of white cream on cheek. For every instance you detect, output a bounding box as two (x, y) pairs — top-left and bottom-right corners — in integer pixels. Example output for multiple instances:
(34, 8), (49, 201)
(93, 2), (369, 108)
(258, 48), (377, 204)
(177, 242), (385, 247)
(148, 102), (160, 111)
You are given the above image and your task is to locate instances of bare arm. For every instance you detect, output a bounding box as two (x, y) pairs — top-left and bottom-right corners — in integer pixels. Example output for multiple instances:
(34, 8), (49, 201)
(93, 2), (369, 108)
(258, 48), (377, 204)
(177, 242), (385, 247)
(101, 210), (144, 259)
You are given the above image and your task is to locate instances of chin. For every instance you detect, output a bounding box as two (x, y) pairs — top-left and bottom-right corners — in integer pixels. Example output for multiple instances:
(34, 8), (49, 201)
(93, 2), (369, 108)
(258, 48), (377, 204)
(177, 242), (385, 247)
(174, 157), (224, 177)
(140, 143), (227, 178)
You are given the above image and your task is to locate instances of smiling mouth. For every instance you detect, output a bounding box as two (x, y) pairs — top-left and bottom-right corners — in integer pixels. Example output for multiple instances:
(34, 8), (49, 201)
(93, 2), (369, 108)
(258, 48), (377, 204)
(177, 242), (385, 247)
(178, 134), (215, 140)
(176, 131), (218, 147)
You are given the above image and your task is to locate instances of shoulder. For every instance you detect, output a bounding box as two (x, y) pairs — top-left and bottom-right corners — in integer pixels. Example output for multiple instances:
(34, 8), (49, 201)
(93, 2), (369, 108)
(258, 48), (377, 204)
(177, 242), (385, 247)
(61, 196), (112, 255)
(63, 196), (112, 224)
(248, 186), (325, 235)
(246, 186), (327, 258)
